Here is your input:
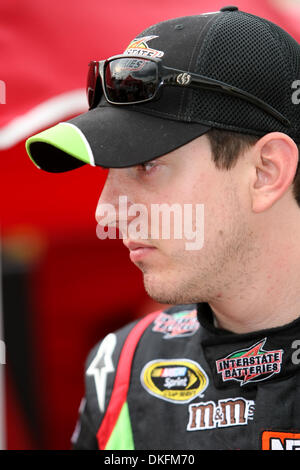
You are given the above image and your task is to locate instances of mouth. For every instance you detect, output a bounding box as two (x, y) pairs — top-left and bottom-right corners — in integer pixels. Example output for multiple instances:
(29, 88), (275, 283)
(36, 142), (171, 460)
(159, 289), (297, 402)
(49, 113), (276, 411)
(124, 240), (157, 262)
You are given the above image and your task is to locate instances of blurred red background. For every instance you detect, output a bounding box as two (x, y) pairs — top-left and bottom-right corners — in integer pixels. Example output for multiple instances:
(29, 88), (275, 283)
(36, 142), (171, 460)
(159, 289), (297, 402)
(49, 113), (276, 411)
(0, 0), (299, 450)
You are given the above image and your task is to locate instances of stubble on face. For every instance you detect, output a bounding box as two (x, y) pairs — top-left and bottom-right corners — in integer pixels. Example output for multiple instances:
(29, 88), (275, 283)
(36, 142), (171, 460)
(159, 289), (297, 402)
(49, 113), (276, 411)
(136, 174), (260, 306)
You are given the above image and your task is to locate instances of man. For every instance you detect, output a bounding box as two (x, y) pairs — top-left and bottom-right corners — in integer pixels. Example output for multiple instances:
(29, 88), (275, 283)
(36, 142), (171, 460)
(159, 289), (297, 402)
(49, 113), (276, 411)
(26, 6), (300, 450)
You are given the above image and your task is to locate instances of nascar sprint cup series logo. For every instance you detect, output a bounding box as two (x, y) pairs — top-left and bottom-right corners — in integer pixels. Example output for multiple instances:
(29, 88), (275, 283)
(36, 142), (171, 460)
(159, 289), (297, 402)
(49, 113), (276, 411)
(141, 359), (209, 403)
(216, 338), (283, 386)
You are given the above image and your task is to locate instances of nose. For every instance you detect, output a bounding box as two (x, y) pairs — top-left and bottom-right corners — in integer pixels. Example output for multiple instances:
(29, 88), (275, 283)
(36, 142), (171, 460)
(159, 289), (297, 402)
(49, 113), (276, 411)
(96, 169), (121, 208)
(95, 169), (133, 232)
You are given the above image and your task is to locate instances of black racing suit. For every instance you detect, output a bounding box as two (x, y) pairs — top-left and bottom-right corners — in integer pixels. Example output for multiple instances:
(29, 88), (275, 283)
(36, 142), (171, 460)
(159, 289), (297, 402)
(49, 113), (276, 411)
(71, 303), (300, 450)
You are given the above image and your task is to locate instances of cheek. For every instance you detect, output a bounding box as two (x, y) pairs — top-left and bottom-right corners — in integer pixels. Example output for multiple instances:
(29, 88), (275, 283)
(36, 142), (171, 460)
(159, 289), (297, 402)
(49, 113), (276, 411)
(145, 182), (210, 250)
(186, 182), (240, 253)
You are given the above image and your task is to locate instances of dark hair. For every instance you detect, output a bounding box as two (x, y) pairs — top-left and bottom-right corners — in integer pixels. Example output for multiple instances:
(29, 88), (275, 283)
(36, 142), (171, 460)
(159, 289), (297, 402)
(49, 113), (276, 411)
(206, 128), (300, 207)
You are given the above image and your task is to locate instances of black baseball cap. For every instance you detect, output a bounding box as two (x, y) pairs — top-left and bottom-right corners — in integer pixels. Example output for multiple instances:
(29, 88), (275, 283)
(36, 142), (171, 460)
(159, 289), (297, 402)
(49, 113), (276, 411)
(25, 5), (300, 172)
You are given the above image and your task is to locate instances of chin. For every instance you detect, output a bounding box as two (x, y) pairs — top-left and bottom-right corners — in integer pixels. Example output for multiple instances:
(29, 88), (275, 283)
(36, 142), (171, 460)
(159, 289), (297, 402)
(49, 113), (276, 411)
(142, 272), (194, 306)
(142, 272), (171, 304)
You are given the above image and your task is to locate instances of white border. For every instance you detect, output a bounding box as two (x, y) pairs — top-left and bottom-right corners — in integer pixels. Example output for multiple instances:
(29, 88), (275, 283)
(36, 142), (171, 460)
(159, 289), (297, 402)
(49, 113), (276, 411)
(0, 241), (5, 449)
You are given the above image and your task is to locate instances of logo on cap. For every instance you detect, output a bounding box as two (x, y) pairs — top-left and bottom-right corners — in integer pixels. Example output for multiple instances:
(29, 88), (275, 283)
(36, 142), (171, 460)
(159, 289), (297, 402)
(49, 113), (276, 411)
(124, 35), (164, 58)
(176, 73), (191, 86)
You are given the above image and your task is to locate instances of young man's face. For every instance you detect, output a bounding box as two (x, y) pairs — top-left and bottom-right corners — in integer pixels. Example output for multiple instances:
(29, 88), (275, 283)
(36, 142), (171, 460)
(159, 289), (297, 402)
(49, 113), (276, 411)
(96, 134), (258, 305)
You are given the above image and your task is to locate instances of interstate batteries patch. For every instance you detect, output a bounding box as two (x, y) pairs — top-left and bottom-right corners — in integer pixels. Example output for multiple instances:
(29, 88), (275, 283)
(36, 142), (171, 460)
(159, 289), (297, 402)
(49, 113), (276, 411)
(152, 309), (199, 339)
(216, 338), (283, 386)
(141, 359), (209, 403)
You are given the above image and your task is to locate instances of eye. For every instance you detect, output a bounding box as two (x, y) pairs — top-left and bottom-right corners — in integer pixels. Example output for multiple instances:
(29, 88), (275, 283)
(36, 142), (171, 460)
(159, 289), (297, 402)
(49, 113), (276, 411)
(138, 161), (156, 173)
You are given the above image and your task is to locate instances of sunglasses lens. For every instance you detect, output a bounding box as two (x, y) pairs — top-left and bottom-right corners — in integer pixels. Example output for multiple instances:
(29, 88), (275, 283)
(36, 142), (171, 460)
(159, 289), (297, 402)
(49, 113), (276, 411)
(87, 62), (97, 108)
(104, 58), (158, 103)
(87, 62), (103, 109)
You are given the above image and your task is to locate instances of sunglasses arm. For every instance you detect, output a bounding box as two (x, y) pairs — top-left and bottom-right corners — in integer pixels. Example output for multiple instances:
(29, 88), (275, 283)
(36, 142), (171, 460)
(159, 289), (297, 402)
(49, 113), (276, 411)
(162, 68), (290, 127)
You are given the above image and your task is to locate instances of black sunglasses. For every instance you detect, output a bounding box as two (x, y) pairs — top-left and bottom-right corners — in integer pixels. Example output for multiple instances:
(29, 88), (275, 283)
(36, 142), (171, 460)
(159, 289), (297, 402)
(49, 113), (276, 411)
(87, 54), (290, 127)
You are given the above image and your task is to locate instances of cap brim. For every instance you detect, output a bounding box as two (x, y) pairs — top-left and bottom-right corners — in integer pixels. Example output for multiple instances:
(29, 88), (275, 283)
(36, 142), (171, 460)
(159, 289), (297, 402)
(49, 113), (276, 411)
(26, 105), (210, 172)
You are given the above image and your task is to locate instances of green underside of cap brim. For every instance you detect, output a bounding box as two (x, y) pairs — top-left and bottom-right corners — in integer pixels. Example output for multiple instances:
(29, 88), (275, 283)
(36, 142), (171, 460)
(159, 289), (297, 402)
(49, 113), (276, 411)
(25, 122), (94, 173)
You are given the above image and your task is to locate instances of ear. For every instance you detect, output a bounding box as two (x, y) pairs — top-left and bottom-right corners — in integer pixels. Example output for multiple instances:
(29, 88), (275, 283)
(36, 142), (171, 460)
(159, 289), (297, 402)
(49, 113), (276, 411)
(250, 133), (299, 213)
